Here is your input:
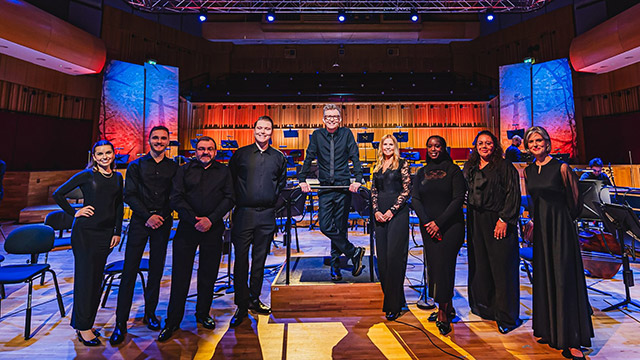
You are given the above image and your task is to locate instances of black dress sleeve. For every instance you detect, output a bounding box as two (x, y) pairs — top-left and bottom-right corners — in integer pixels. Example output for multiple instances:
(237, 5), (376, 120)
(170, 165), (198, 225)
(561, 163), (583, 220)
(206, 166), (235, 223)
(498, 161), (522, 225)
(53, 170), (90, 216)
(114, 173), (124, 236)
(434, 164), (466, 227)
(277, 153), (288, 195)
(390, 160), (411, 214)
(124, 160), (151, 220)
(411, 167), (429, 225)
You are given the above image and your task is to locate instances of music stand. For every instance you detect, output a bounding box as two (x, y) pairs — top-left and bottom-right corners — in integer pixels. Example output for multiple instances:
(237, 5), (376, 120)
(358, 132), (374, 162)
(393, 131), (408, 150)
(599, 203), (640, 311)
(221, 140), (238, 149)
(578, 180), (609, 221)
(507, 129), (525, 139)
(283, 129), (299, 138)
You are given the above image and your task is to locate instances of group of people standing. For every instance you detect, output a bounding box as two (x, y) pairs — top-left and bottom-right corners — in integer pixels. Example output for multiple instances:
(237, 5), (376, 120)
(53, 104), (593, 359)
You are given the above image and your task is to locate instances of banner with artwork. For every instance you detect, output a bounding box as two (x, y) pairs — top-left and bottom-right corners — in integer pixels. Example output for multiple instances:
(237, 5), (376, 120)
(98, 60), (178, 162)
(499, 58), (577, 158)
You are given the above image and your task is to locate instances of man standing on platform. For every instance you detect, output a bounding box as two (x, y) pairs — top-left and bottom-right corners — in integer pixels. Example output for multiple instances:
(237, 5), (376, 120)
(228, 116), (287, 327)
(158, 136), (234, 342)
(110, 126), (178, 345)
(298, 104), (365, 281)
(504, 135), (523, 163)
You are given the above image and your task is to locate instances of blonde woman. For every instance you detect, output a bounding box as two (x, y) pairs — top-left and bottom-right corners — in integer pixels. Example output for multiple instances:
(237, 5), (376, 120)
(371, 134), (411, 321)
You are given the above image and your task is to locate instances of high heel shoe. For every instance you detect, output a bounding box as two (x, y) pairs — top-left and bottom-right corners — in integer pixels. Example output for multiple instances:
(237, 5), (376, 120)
(77, 330), (101, 346)
(436, 321), (452, 336)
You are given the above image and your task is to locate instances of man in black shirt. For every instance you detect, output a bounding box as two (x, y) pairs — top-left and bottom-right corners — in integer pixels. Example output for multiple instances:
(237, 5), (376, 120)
(110, 126), (178, 345)
(158, 136), (234, 342)
(298, 104), (365, 281)
(504, 135), (522, 163)
(580, 157), (612, 185)
(228, 116), (287, 327)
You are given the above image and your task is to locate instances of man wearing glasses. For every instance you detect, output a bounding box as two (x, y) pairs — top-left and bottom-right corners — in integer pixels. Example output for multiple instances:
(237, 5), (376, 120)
(299, 104), (365, 281)
(158, 136), (234, 341)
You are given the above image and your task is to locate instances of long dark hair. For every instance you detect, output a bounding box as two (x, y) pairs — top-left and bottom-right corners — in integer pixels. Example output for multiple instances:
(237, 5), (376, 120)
(424, 135), (452, 163)
(87, 139), (116, 171)
(464, 130), (504, 178)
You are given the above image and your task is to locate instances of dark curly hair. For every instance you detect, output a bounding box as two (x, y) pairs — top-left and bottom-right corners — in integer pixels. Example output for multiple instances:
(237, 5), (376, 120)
(463, 130), (504, 178)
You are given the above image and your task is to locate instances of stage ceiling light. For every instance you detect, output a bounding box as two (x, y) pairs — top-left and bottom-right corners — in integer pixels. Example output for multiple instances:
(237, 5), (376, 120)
(486, 9), (495, 21)
(266, 10), (275, 22)
(199, 9), (207, 22)
(338, 10), (346, 22)
(410, 11), (419, 22)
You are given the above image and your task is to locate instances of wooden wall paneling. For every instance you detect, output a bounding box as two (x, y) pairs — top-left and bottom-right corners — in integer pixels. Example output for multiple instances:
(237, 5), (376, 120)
(0, 172), (29, 219)
(26, 170), (80, 207)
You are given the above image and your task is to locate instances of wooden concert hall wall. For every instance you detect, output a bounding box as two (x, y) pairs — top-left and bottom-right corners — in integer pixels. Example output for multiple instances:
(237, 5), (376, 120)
(179, 100), (499, 153)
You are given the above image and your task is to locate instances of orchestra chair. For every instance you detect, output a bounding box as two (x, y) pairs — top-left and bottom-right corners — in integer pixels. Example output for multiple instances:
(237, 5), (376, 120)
(0, 224), (66, 339)
(100, 258), (149, 307)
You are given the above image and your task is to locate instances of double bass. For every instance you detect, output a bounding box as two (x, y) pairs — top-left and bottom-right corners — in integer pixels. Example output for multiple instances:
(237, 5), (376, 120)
(578, 229), (622, 279)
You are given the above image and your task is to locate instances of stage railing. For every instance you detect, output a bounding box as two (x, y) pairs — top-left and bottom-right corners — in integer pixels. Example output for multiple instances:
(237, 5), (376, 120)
(284, 185), (376, 285)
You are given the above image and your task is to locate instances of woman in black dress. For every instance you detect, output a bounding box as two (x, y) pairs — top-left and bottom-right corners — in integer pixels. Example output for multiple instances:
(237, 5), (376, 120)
(411, 135), (465, 335)
(372, 134), (411, 321)
(524, 126), (593, 359)
(463, 130), (522, 334)
(53, 140), (124, 346)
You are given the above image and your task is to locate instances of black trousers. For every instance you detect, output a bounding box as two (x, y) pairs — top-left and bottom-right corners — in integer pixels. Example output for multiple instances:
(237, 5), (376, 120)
(115, 215), (172, 324)
(467, 209), (520, 326)
(375, 205), (409, 313)
(318, 188), (356, 263)
(231, 207), (276, 309)
(70, 226), (113, 331)
(165, 222), (224, 327)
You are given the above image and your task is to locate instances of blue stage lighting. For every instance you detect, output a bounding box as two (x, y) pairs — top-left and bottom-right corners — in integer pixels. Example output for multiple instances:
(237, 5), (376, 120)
(486, 9), (495, 21)
(410, 11), (419, 22)
(338, 11), (346, 22)
(266, 11), (275, 22)
(198, 9), (207, 22)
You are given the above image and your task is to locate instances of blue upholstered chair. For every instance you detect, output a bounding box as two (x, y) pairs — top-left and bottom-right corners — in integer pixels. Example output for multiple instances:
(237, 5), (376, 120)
(0, 224), (66, 339)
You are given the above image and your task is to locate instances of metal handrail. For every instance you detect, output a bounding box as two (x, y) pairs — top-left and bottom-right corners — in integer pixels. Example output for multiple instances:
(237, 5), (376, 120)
(284, 185), (376, 285)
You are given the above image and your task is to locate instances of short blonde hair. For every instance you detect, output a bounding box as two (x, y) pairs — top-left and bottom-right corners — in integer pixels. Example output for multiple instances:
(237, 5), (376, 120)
(524, 126), (552, 154)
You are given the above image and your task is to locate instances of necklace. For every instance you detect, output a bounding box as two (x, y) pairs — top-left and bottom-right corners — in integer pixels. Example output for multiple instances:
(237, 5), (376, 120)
(99, 170), (113, 178)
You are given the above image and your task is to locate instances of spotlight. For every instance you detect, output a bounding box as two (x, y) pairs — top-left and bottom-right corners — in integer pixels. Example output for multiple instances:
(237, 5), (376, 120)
(486, 9), (495, 22)
(198, 8), (207, 22)
(410, 10), (419, 23)
(266, 10), (275, 23)
(338, 10), (346, 23)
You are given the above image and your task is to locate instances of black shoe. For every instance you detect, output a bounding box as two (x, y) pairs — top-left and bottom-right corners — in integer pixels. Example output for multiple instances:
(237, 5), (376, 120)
(157, 325), (179, 342)
(428, 312), (438, 322)
(230, 308), (248, 328)
(436, 321), (452, 336)
(497, 319), (522, 334)
(330, 266), (342, 281)
(109, 323), (126, 346)
(351, 247), (365, 276)
(92, 328), (101, 337)
(562, 348), (585, 359)
(385, 312), (401, 321)
(77, 330), (101, 347)
(144, 313), (162, 330)
(248, 299), (272, 315)
(195, 315), (216, 329)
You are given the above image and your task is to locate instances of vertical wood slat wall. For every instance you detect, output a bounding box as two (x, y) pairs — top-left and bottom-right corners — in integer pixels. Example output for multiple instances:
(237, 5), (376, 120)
(179, 100), (499, 152)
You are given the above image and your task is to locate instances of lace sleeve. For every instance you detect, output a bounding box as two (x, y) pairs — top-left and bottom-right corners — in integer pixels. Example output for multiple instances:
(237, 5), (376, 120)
(371, 172), (380, 213)
(390, 160), (411, 214)
(561, 163), (583, 219)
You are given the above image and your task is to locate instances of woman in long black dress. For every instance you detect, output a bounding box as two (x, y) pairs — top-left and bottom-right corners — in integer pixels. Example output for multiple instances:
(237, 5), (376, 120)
(524, 126), (593, 359)
(463, 130), (522, 334)
(53, 140), (124, 346)
(372, 134), (411, 321)
(411, 135), (466, 335)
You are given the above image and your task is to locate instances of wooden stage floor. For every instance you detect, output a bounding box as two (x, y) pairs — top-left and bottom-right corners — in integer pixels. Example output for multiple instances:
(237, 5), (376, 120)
(0, 221), (638, 359)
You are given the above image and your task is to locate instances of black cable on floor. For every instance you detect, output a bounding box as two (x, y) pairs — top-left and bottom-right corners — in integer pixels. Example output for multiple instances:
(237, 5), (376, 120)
(394, 319), (465, 359)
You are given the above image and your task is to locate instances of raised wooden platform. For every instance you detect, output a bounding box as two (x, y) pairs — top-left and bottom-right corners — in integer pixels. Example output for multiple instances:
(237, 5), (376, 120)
(18, 204), (64, 224)
(271, 255), (383, 312)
